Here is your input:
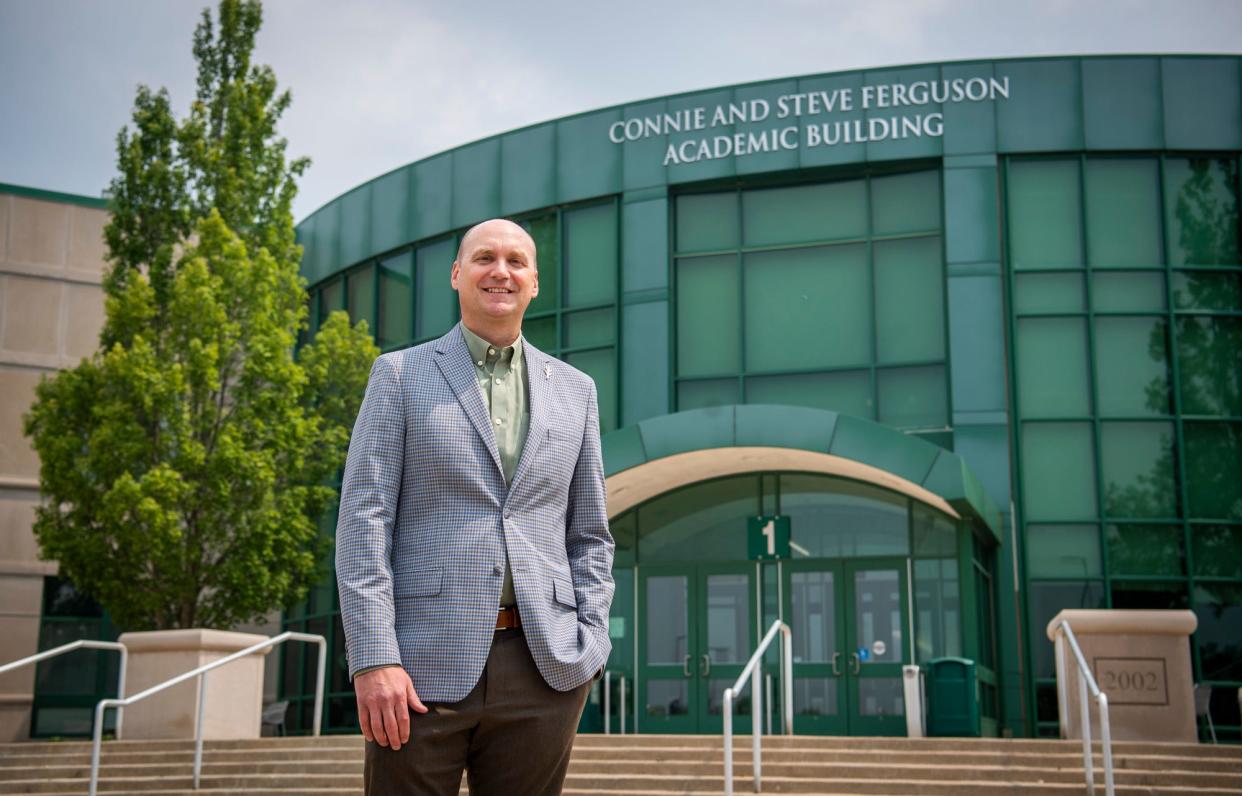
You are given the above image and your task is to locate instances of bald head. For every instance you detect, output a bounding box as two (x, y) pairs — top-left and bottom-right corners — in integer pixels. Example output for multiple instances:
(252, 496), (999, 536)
(456, 219), (537, 269)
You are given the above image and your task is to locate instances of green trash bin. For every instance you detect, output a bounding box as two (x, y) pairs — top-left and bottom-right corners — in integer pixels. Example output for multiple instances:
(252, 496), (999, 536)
(925, 657), (981, 737)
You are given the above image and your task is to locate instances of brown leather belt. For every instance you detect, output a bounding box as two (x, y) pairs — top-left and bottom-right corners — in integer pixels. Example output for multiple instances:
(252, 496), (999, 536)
(496, 605), (521, 630)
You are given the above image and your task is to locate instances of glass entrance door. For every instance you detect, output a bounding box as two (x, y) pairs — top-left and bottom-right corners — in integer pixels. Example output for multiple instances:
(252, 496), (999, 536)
(785, 558), (910, 735)
(639, 564), (756, 733)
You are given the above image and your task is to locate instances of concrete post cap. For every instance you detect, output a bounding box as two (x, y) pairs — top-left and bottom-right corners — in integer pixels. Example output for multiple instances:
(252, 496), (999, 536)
(116, 628), (275, 655)
(1045, 609), (1197, 641)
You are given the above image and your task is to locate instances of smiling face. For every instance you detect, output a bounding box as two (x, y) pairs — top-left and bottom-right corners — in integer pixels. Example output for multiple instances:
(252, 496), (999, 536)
(450, 219), (539, 335)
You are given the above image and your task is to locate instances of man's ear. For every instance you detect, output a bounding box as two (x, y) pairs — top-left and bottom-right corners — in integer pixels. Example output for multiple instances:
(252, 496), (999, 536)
(450, 260), (460, 291)
(530, 270), (539, 299)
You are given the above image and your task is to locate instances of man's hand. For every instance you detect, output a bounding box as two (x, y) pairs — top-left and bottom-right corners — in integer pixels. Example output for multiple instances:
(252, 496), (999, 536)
(354, 665), (428, 750)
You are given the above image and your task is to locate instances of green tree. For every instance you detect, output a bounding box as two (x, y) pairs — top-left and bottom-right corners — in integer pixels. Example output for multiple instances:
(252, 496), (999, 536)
(23, 0), (377, 631)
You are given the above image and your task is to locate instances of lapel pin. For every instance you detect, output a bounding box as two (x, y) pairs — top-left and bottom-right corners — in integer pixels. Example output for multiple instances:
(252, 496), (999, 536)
(544, 364), (552, 379)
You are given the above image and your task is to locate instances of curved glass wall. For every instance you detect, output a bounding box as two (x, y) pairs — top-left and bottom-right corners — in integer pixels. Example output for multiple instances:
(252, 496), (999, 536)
(1006, 154), (1242, 736)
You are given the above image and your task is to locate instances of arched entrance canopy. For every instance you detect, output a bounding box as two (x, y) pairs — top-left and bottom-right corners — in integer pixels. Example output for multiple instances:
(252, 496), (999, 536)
(601, 404), (1002, 542)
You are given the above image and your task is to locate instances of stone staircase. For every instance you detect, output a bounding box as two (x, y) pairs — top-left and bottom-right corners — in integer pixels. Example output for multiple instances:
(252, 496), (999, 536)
(0, 734), (1240, 795)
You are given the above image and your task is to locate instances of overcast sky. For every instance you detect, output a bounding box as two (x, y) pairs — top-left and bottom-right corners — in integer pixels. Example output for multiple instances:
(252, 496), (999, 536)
(2, 0), (1240, 223)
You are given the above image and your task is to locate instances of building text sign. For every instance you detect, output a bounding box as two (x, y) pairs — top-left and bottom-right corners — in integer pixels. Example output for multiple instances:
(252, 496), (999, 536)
(607, 77), (1011, 166)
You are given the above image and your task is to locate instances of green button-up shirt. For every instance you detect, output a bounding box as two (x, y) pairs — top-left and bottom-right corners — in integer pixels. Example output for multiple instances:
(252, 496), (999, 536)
(461, 323), (529, 608)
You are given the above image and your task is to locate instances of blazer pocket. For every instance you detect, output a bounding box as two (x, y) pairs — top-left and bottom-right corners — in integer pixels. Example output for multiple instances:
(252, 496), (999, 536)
(552, 578), (578, 609)
(396, 566), (443, 598)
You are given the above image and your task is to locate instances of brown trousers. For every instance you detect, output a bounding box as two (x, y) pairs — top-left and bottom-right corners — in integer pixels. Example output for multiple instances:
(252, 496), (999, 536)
(364, 629), (591, 796)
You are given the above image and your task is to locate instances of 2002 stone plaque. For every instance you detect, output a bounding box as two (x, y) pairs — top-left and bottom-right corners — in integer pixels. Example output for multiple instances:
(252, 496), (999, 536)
(1092, 657), (1169, 706)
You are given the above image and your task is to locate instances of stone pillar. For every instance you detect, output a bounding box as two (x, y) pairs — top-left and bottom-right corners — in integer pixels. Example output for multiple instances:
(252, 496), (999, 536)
(1046, 609), (1197, 743)
(117, 629), (272, 740)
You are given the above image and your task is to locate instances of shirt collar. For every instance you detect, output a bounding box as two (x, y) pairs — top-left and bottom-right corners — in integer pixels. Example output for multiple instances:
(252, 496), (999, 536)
(461, 322), (524, 368)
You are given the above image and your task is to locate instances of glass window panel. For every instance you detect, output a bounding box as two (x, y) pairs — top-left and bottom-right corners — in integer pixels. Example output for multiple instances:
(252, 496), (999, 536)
(523, 213), (559, 315)
(745, 370), (872, 418)
(1028, 581), (1105, 678)
(1013, 272), (1085, 314)
(1176, 316), (1242, 416)
(874, 237), (944, 363)
(791, 571), (837, 663)
(705, 574), (750, 664)
(1163, 158), (1240, 268)
(742, 179), (867, 247)
(1021, 422), (1098, 521)
(1091, 271), (1166, 312)
(854, 569), (903, 665)
(563, 308), (614, 349)
(565, 348), (617, 433)
(912, 506), (956, 558)
(793, 678), (838, 716)
(416, 239), (457, 340)
(1184, 422), (1242, 520)
(676, 255), (739, 377)
(856, 678), (904, 716)
(878, 365), (947, 429)
(320, 278), (343, 313)
(676, 192), (738, 253)
(33, 707), (94, 736)
(1111, 580), (1189, 610)
(1172, 270), (1242, 311)
(1194, 583), (1242, 681)
(645, 679), (690, 717)
(871, 170), (941, 236)
(744, 244), (870, 372)
(42, 577), (103, 617)
(1107, 524), (1185, 576)
(645, 576), (688, 664)
(564, 202), (617, 307)
(377, 251), (413, 348)
(1085, 159), (1163, 267)
(522, 315), (556, 352)
(1193, 525), (1242, 578)
(1017, 318), (1091, 417)
(347, 267), (375, 331)
(1008, 159), (1083, 270)
(708, 678), (752, 715)
(914, 558), (961, 662)
(35, 620), (104, 694)
(638, 476), (758, 562)
(1025, 524), (1101, 578)
(780, 474), (909, 558)
(1094, 317), (1169, 416)
(678, 378), (737, 411)
(1100, 422), (1177, 518)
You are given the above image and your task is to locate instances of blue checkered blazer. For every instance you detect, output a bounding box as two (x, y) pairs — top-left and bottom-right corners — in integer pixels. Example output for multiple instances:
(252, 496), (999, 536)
(335, 322), (614, 701)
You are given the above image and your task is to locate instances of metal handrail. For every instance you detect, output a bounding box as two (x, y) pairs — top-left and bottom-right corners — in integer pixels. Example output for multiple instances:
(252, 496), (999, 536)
(1053, 619), (1115, 796)
(603, 670), (627, 734)
(89, 630), (326, 796)
(0, 640), (128, 737)
(724, 620), (793, 796)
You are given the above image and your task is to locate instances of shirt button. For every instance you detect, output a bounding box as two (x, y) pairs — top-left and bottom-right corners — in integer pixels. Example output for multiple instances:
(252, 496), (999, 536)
(476, 360), (483, 367)
(488, 347), (496, 355)
(493, 564), (503, 576)
(494, 417), (502, 425)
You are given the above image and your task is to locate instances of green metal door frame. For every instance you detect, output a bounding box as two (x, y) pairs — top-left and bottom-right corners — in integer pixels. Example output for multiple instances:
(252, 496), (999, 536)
(844, 557), (911, 736)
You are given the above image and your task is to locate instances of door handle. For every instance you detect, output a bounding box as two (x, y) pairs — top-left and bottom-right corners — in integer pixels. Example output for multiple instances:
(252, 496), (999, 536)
(831, 652), (841, 676)
(849, 652), (861, 674)
(683, 655), (691, 677)
(700, 654), (711, 676)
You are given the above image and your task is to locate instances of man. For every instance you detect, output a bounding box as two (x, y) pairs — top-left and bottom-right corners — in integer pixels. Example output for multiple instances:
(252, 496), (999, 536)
(335, 218), (614, 795)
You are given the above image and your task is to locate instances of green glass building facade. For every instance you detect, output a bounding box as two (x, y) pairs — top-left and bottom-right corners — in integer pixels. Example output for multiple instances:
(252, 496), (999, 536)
(281, 55), (1241, 739)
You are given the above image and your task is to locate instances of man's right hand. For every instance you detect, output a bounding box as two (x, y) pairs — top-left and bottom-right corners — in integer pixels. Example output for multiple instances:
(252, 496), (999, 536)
(354, 665), (428, 750)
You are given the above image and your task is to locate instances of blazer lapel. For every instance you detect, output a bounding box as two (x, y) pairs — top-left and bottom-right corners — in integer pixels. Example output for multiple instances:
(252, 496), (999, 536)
(434, 323), (504, 479)
(509, 340), (551, 492)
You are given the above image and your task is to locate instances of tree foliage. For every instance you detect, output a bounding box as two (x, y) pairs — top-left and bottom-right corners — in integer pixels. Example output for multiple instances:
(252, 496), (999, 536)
(24, 0), (377, 630)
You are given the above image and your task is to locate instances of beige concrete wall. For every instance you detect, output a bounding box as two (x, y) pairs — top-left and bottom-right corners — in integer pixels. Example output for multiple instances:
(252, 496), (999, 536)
(0, 189), (109, 741)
